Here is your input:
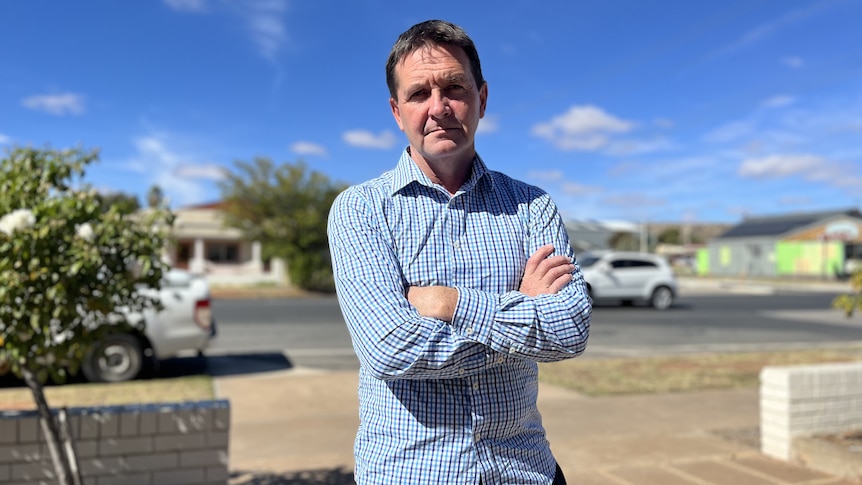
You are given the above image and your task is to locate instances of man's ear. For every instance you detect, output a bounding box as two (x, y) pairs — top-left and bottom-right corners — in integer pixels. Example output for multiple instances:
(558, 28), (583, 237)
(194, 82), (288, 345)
(390, 98), (404, 131)
(479, 82), (488, 118)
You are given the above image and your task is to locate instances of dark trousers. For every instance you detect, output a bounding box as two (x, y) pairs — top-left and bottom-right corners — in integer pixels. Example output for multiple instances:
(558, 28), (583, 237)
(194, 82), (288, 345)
(479, 464), (566, 484)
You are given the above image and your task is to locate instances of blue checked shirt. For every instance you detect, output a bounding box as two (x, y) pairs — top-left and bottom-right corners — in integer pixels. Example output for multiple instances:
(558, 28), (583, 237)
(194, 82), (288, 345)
(327, 150), (592, 485)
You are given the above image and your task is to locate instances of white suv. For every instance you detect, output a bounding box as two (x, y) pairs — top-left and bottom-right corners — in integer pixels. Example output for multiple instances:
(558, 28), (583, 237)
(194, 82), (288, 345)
(577, 251), (677, 310)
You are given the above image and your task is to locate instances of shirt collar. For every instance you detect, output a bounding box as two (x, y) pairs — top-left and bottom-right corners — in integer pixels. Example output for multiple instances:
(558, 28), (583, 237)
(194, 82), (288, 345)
(390, 148), (494, 196)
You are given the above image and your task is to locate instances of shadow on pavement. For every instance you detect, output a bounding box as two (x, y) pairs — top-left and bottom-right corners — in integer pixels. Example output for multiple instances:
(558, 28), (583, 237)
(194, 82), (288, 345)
(230, 467), (355, 485)
(156, 352), (295, 378)
(0, 352), (295, 389)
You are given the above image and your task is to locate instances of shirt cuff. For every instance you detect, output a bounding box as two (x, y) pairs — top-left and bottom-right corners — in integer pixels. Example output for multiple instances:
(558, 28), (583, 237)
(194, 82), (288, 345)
(451, 286), (497, 345)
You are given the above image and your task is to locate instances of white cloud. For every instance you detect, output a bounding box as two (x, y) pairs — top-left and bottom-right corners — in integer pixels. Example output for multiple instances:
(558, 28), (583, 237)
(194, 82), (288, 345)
(21, 93), (86, 116)
(782, 56), (804, 68)
(654, 118), (674, 129)
(562, 182), (603, 196)
(169, 0), (289, 63)
(604, 137), (673, 156)
(532, 105), (633, 151)
(163, 0), (207, 12)
(0, 134), (11, 145)
(761, 95), (796, 109)
(127, 134), (216, 206)
(738, 154), (827, 179)
(477, 115), (499, 135)
(291, 141), (328, 157)
(343, 130), (398, 150)
(602, 193), (667, 208)
(703, 120), (757, 143)
(174, 164), (226, 180)
(234, 0), (289, 63)
(527, 170), (564, 182)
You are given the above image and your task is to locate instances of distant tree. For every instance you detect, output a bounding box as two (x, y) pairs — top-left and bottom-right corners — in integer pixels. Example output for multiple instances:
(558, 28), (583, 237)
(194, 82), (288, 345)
(609, 232), (640, 251)
(657, 226), (682, 245)
(0, 146), (173, 485)
(147, 184), (164, 208)
(218, 157), (347, 292)
(97, 191), (140, 215)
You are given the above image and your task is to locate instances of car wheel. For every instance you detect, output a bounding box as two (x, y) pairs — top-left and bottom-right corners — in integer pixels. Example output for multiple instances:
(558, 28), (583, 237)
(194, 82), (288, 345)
(82, 334), (144, 383)
(650, 286), (673, 310)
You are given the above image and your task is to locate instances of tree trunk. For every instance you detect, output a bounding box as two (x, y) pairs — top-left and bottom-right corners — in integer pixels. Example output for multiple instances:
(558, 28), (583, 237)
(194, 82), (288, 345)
(21, 366), (81, 485)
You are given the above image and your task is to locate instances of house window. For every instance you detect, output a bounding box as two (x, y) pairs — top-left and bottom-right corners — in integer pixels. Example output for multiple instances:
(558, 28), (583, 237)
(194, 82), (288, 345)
(206, 243), (239, 263)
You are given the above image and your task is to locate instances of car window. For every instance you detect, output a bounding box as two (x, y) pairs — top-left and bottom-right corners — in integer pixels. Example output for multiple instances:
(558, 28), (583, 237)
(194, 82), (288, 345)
(610, 259), (657, 269)
(578, 256), (601, 267)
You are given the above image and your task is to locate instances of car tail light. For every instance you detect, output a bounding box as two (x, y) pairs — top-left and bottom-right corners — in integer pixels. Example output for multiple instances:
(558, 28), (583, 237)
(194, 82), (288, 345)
(194, 299), (212, 331)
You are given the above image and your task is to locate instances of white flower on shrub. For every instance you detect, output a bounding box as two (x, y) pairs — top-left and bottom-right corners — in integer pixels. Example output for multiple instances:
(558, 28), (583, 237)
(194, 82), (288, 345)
(0, 209), (36, 236)
(75, 222), (94, 242)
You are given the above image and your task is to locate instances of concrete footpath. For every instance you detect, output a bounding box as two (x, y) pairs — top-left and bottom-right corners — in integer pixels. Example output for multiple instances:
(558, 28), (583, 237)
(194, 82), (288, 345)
(215, 369), (858, 485)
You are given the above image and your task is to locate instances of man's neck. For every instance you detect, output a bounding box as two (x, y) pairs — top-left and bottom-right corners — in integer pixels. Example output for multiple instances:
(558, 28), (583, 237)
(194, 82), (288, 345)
(409, 147), (474, 195)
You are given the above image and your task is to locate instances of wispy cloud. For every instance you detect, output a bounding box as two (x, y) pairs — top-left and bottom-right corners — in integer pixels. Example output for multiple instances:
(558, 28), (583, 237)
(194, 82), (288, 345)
(761, 95), (796, 109)
(738, 154), (826, 178)
(527, 170), (564, 182)
(703, 119), (757, 144)
(163, 0), (207, 12)
(21, 93), (86, 116)
(713, 0), (841, 57)
(562, 182), (603, 196)
(0, 134), (11, 145)
(343, 130), (398, 150)
(126, 134), (220, 206)
(781, 56), (804, 68)
(532, 105), (633, 151)
(477, 115), (499, 135)
(173, 164), (226, 180)
(738, 153), (862, 191)
(291, 141), (328, 157)
(167, 0), (289, 63)
(235, 0), (289, 63)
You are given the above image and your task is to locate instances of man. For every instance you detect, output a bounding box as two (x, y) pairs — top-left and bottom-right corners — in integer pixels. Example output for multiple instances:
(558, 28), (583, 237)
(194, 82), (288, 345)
(327, 19), (592, 485)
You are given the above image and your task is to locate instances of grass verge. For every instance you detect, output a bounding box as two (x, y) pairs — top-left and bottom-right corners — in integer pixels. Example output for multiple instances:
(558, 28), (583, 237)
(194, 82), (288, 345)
(539, 348), (862, 397)
(0, 375), (215, 410)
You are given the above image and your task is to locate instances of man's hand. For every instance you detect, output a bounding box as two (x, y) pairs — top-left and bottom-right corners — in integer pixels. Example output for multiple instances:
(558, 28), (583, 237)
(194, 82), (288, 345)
(519, 244), (574, 297)
(407, 285), (458, 322)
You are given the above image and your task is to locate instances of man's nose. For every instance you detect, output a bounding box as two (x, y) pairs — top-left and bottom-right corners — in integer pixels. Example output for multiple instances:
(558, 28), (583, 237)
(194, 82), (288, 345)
(429, 91), (450, 118)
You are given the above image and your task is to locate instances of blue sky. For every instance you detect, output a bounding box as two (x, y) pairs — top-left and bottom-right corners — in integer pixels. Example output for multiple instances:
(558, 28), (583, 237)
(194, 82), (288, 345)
(2, 0), (861, 223)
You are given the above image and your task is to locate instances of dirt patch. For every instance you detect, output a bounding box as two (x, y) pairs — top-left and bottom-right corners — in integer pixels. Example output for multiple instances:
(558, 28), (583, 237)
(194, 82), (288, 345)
(0, 375), (215, 410)
(539, 348), (862, 396)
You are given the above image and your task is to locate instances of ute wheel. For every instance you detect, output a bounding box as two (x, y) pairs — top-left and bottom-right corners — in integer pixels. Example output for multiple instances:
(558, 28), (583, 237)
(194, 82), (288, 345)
(651, 286), (674, 310)
(82, 334), (144, 383)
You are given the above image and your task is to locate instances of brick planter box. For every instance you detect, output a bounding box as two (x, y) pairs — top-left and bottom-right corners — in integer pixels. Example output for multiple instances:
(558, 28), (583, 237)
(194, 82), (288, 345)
(0, 399), (230, 485)
(761, 361), (862, 482)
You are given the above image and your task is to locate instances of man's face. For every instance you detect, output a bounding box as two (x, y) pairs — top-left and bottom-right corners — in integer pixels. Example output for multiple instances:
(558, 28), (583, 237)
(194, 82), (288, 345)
(390, 43), (487, 168)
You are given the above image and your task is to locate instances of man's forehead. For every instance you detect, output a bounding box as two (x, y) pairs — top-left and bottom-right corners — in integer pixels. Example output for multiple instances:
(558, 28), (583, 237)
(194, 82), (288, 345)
(396, 44), (472, 83)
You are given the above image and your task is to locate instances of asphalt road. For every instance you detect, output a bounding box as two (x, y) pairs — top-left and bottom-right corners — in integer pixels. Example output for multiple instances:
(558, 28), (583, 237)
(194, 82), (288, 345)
(207, 289), (862, 370)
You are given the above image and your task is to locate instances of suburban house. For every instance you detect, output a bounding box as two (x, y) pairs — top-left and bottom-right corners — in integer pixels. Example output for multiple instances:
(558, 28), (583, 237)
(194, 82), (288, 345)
(163, 202), (286, 286)
(699, 208), (862, 279)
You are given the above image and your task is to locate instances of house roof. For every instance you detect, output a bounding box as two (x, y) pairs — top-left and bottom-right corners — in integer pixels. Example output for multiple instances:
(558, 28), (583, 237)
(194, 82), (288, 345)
(716, 208), (862, 239)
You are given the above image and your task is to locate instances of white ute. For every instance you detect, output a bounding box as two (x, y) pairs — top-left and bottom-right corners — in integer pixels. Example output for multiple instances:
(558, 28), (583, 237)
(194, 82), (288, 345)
(82, 269), (216, 382)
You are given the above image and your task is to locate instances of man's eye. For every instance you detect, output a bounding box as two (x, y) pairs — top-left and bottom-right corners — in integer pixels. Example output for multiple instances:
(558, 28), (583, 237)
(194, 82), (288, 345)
(408, 90), (427, 100)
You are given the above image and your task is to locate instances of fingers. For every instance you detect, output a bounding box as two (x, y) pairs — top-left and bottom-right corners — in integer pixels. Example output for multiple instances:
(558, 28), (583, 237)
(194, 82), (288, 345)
(520, 245), (576, 296)
(524, 244), (555, 275)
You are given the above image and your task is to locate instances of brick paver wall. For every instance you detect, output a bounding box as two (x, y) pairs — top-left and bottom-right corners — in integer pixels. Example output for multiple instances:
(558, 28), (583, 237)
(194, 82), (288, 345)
(0, 399), (230, 485)
(760, 362), (862, 460)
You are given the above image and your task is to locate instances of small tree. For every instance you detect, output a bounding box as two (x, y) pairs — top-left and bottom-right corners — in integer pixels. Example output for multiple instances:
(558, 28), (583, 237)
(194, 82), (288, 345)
(0, 147), (173, 485)
(609, 231), (640, 251)
(833, 269), (862, 318)
(218, 157), (346, 292)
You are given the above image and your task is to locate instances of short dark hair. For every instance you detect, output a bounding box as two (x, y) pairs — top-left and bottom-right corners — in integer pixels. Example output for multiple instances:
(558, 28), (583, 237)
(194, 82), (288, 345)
(385, 19), (485, 100)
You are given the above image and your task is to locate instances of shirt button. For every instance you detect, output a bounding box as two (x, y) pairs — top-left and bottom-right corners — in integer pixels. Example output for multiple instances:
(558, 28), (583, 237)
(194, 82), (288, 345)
(465, 326), (474, 335)
(473, 382), (479, 391)
(508, 347), (516, 354)
(497, 356), (505, 363)
(453, 241), (461, 249)
(459, 368), (465, 375)
(475, 433), (481, 441)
